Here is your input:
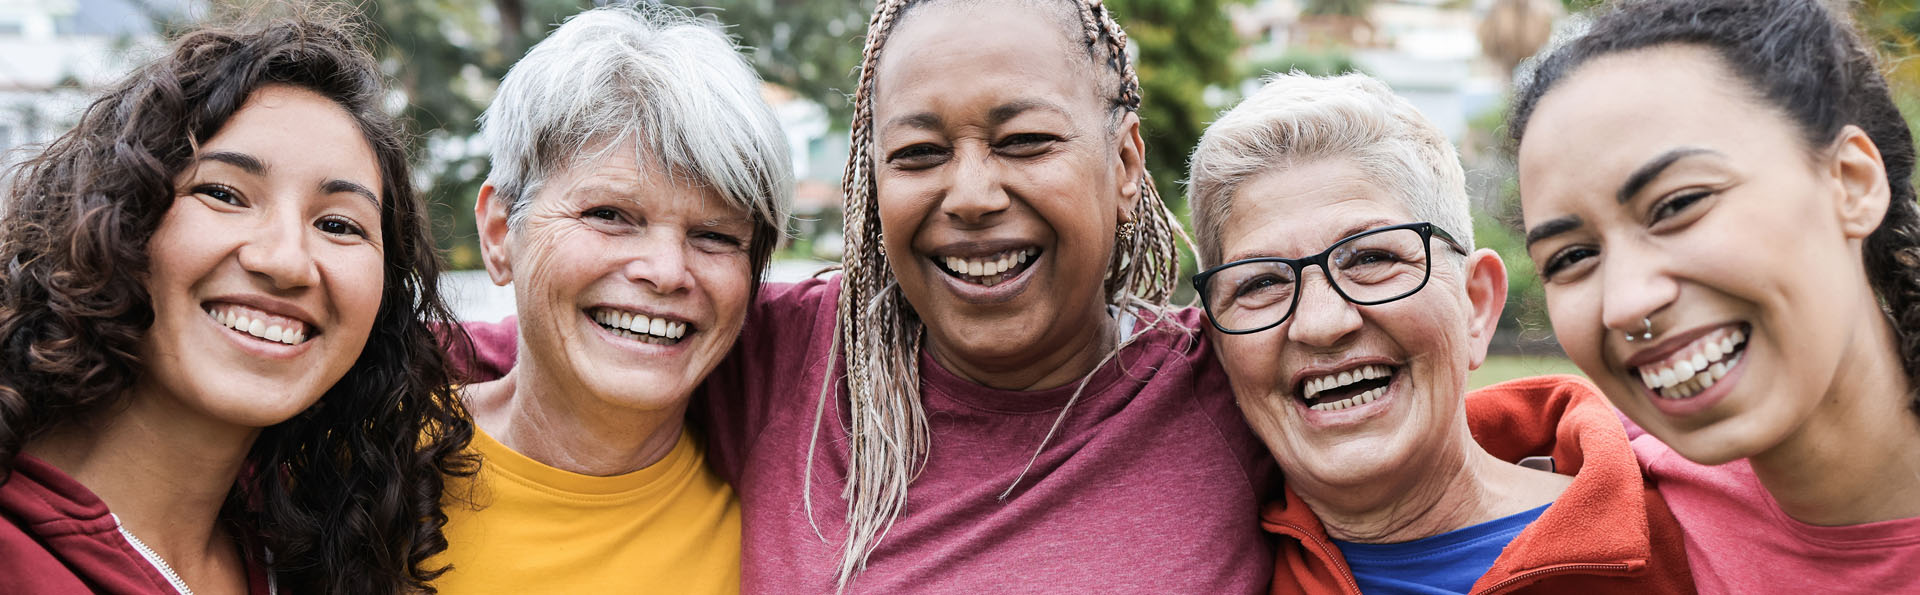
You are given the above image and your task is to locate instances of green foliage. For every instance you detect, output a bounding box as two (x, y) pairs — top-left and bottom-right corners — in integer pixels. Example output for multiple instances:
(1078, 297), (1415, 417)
(1249, 47), (1362, 79)
(1304, 0), (1372, 18)
(1109, 0), (1245, 214)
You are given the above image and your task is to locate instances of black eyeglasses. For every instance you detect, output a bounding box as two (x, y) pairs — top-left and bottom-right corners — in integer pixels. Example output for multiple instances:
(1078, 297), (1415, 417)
(1191, 222), (1469, 335)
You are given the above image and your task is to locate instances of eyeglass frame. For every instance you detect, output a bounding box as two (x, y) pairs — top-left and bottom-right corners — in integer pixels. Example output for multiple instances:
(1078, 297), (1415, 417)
(1190, 221), (1470, 335)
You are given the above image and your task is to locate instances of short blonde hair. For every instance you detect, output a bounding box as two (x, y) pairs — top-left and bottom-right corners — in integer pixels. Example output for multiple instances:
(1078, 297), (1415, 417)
(1187, 72), (1472, 269)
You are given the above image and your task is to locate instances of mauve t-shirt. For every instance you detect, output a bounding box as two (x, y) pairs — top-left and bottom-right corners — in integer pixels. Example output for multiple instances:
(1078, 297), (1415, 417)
(1625, 417), (1920, 594)
(695, 277), (1276, 593)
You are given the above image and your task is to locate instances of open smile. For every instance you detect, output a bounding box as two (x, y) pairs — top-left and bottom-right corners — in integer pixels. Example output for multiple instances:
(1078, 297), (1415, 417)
(205, 302), (314, 346)
(589, 307), (693, 346)
(1633, 323), (1749, 400)
(930, 247), (1041, 287)
(1297, 364), (1398, 411)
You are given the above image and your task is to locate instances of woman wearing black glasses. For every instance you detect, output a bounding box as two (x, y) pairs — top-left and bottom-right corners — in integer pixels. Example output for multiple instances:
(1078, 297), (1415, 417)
(1186, 72), (1693, 594)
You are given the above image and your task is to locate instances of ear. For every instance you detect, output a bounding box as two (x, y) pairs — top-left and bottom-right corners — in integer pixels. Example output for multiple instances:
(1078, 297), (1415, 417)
(1831, 124), (1892, 241)
(475, 182), (515, 286)
(1463, 248), (1509, 371)
(1112, 111), (1147, 223)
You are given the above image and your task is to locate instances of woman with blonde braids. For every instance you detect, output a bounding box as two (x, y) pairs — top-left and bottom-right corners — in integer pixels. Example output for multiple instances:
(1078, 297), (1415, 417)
(460, 0), (1273, 591)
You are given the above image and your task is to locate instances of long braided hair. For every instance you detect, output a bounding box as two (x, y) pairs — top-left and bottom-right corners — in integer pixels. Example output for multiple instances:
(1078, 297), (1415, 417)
(809, 0), (1190, 589)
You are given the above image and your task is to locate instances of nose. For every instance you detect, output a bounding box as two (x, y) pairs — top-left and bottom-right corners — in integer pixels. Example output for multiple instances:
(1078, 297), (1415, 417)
(1598, 238), (1678, 340)
(1285, 266), (1363, 348)
(623, 229), (695, 295)
(940, 145), (1010, 225)
(236, 208), (319, 291)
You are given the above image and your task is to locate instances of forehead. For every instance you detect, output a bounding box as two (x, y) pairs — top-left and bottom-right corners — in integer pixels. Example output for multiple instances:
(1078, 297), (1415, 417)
(1220, 159), (1414, 259)
(199, 86), (382, 193)
(548, 147), (742, 219)
(872, 1), (1102, 123)
(1517, 45), (1798, 206)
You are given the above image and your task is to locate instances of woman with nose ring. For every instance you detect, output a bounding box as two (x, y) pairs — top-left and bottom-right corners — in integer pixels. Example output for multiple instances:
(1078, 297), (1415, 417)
(1514, 0), (1920, 591)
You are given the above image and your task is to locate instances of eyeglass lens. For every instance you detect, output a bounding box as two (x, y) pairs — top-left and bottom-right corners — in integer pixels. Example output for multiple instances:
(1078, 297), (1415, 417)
(1203, 226), (1433, 333)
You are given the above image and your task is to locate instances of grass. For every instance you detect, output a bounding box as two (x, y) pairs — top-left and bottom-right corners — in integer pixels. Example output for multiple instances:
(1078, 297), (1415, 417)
(1469, 355), (1586, 389)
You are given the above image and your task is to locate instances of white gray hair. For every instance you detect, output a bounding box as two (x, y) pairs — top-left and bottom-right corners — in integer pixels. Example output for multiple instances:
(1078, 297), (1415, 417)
(1187, 72), (1472, 269)
(480, 5), (792, 244)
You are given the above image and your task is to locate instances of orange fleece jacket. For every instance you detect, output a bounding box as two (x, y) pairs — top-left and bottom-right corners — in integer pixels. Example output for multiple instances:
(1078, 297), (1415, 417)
(1260, 375), (1695, 594)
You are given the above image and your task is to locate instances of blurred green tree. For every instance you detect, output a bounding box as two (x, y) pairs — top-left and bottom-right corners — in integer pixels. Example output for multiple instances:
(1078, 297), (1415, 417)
(351, 0), (1239, 269)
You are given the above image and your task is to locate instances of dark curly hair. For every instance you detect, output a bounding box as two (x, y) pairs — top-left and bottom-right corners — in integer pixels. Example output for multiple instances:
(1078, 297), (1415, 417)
(1510, 0), (1920, 410)
(0, 12), (475, 595)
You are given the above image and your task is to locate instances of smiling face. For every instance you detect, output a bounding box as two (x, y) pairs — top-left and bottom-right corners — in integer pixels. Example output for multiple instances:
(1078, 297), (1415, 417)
(869, 1), (1143, 380)
(1209, 159), (1503, 492)
(137, 84), (386, 428)
(479, 145), (753, 413)
(1518, 45), (1893, 464)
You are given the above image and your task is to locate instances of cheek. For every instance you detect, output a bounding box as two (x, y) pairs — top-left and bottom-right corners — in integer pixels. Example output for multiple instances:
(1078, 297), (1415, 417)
(325, 247), (388, 334)
(1543, 282), (1607, 370)
(1215, 333), (1286, 398)
(695, 254), (753, 329)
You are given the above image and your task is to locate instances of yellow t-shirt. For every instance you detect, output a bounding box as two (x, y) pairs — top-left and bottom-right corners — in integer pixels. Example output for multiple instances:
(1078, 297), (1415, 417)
(430, 426), (741, 594)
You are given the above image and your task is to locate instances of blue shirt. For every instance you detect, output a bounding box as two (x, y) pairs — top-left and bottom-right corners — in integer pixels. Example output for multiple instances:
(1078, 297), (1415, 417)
(1331, 503), (1550, 595)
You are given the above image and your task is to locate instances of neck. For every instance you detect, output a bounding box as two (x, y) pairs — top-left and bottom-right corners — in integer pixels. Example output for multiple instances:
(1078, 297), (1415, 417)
(928, 304), (1121, 391)
(469, 361), (686, 477)
(25, 382), (257, 591)
(1749, 312), (1920, 525)
(1295, 424), (1565, 544)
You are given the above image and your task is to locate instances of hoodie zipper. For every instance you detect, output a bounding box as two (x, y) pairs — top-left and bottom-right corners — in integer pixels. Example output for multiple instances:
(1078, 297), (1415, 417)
(1479, 562), (1636, 593)
(1270, 520), (1363, 595)
(115, 514), (194, 595)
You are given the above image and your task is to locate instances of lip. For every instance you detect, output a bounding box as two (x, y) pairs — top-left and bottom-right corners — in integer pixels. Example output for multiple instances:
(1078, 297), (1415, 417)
(1291, 365), (1401, 429)
(581, 308), (694, 355)
(586, 303), (698, 330)
(926, 238), (1041, 260)
(202, 297), (319, 360)
(1620, 321), (1742, 368)
(1637, 330), (1751, 419)
(1288, 357), (1402, 398)
(924, 242), (1042, 305)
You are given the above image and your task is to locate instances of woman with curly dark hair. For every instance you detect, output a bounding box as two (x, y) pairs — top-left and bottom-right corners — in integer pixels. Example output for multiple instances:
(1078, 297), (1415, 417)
(0, 13), (472, 595)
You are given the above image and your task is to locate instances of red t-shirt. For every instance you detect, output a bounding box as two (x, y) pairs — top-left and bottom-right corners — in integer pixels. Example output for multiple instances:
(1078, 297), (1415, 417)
(460, 276), (1277, 593)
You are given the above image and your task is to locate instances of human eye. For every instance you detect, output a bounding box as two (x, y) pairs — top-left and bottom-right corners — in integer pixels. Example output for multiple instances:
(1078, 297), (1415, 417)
(886, 143), (949, 169)
(193, 184), (245, 206)
(1538, 245), (1599, 283)
(692, 230), (747, 253)
(995, 133), (1060, 157)
(1649, 189), (1712, 225)
(584, 206), (622, 221)
(314, 215), (368, 238)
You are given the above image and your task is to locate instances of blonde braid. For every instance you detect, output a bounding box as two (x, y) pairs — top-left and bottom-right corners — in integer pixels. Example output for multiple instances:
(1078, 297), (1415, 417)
(809, 0), (1195, 590)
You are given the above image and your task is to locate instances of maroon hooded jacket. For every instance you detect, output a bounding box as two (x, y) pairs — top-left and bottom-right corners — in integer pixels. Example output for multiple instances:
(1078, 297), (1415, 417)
(0, 454), (271, 594)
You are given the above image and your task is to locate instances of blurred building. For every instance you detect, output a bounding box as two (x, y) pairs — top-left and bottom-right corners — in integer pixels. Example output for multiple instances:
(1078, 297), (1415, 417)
(0, 0), (166, 164)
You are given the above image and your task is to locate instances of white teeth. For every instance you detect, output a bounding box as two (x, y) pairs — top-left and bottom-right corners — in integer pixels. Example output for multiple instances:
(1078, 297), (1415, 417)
(1309, 386), (1387, 411)
(206, 305), (308, 346)
(592, 308), (689, 342)
(941, 248), (1040, 283)
(1636, 326), (1751, 396)
(1302, 364), (1393, 401)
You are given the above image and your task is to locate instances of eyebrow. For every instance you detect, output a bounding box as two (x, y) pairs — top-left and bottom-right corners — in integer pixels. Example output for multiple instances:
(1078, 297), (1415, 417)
(200, 150), (377, 206)
(987, 100), (1062, 127)
(199, 151), (266, 175)
(1617, 147), (1720, 203)
(1524, 215), (1584, 249)
(323, 179), (380, 206)
(884, 112), (943, 133)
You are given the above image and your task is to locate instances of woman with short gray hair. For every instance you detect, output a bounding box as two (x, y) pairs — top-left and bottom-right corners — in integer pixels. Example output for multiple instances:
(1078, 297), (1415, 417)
(430, 5), (790, 593)
(1189, 72), (1693, 593)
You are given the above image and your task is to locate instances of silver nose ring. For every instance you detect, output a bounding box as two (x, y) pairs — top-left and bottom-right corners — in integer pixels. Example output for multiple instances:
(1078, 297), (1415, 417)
(1624, 317), (1653, 342)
